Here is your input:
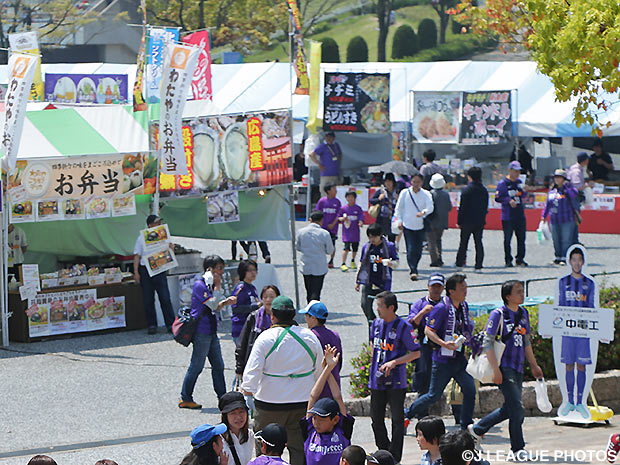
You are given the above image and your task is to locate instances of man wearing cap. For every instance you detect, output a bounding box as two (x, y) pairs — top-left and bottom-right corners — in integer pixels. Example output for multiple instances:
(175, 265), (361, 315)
(300, 300), (343, 399)
(309, 132), (342, 194)
(567, 152), (592, 243)
(133, 214), (176, 334)
(241, 295), (323, 465)
(427, 173), (452, 267)
(405, 273), (445, 421)
(588, 139), (614, 181)
(495, 161), (528, 268)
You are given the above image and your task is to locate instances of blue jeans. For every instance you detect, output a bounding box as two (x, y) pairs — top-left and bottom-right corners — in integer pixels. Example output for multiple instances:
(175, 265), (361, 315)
(406, 353), (476, 429)
(405, 343), (433, 419)
(138, 266), (175, 328)
(181, 331), (226, 402)
(502, 218), (526, 264)
(403, 227), (425, 274)
(551, 221), (576, 261)
(473, 367), (525, 452)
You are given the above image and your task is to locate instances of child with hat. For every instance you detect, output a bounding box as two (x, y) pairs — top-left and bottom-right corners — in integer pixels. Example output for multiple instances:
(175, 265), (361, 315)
(181, 423), (228, 465)
(338, 190), (365, 272)
(299, 300), (343, 399)
(249, 424), (289, 465)
(301, 345), (355, 465)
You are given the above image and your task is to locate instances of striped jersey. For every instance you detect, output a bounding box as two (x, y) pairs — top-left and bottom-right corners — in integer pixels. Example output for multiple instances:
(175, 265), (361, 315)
(557, 274), (595, 308)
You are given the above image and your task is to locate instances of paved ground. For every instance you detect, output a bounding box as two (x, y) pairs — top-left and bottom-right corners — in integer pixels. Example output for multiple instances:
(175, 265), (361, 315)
(2, 227), (619, 464)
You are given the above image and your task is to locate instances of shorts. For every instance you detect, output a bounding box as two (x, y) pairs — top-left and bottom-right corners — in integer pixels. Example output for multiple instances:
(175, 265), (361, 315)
(561, 335), (592, 365)
(330, 234), (338, 246)
(343, 241), (359, 252)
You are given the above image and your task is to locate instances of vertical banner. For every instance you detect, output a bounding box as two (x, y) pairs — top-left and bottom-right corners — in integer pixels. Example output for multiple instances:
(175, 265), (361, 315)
(287, 0), (309, 95)
(147, 27), (180, 103)
(306, 41), (322, 134)
(460, 90), (512, 144)
(132, 0), (147, 111)
(2, 53), (37, 170)
(183, 31), (212, 100)
(8, 31), (43, 102)
(159, 43), (200, 175)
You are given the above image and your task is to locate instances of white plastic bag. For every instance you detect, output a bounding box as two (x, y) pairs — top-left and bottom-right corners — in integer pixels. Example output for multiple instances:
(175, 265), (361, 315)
(534, 378), (552, 413)
(466, 340), (505, 384)
(391, 217), (401, 235)
(583, 186), (594, 206)
(536, 220), (550, 244)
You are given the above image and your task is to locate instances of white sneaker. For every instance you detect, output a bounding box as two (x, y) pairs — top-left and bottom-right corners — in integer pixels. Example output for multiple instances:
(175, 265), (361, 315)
(513, 449), (533, 462)
(467, 424), (484, 452)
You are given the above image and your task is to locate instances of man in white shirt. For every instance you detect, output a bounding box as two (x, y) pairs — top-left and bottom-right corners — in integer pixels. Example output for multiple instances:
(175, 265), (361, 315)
(394, 173), (434, 281)
(241, 295), (323, 465)
(133, 214), (176, 334)
(7, 223), (27, 278)
(296, 210), (335, 303)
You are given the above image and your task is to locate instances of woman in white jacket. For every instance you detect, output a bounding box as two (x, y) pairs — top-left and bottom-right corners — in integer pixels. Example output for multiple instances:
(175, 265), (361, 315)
(219, 391), (254, 465)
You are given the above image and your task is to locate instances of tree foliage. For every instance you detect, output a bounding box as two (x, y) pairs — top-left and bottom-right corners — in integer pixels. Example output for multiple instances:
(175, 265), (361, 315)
(320, 36), (339, 62)
(391, 24), (418, 59)
(454, 0), (620, 134)
(346, 35), (368, 62)
(418, 18), (437, 49)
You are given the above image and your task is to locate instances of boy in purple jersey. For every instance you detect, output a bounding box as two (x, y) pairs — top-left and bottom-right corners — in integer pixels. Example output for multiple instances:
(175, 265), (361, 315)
(469, 280), (543, 460)
(338, 191), (365, 272)
(556, 246), (597, 418)
(250, 423), (290, 465)
(316, 184), (342, 268)
(368, 291), (420, 463)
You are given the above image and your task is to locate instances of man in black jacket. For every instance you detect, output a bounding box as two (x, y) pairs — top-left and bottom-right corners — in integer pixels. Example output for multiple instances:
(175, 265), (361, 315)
(455, 167), (488, 271)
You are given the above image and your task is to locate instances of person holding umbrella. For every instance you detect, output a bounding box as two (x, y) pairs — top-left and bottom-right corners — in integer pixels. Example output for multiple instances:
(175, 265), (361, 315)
(369, 173), (398, 243)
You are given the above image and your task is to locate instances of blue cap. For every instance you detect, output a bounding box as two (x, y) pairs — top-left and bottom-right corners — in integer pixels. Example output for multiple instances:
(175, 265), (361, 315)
(508, 160), (522, 171)
(308, 397), (340, 417)
(299, 300), (328, 319)
(190, 423), (227, 449)
(428, 273), (445, 286)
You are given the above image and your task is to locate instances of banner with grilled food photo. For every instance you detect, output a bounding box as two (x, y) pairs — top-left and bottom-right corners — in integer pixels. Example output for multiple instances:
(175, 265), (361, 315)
(412, 91), (461, 143)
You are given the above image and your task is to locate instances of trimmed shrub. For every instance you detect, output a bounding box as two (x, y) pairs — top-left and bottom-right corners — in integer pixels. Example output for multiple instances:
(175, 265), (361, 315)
(320, 37), (340, 63)
(394, 35), (497, 62)
(346, 36), (369, 62)
(418, 18), (438, 49)
(391, 24), (418, 60)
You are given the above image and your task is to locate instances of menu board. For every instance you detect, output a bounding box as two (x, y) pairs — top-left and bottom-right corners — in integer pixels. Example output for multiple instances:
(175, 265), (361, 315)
(412, 92), (461, 143)
(140, 224), (179, 277)
(460, 91), (512, 145)
(323, 72), (390, 133)
(45, 74), (128, 104)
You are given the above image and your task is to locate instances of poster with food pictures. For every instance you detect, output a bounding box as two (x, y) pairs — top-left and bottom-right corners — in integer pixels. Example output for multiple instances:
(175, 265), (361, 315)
(460, 91), (512, 145)
(323, 72), (390, 134)
(44, 74), (128, 104)
(10, 200), (34, 223)
(37, 199), (62, 221)
(154, 110), (293, 197)
(112, 194), (136, 217)
(105, 296), (126, 328)
(207, 191), (240, 224)
(27, 303), (49, 337)
(85, 297), (106, 330)
(85, 197), (111, 219)
(141, 224), (170, 250)
(412, 92), (461, 143)
(145, 245), (178, 277)
(62, 199), (85, 220)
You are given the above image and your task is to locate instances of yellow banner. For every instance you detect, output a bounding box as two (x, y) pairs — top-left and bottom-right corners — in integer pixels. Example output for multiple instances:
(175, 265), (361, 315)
(306, 41), (322, 134)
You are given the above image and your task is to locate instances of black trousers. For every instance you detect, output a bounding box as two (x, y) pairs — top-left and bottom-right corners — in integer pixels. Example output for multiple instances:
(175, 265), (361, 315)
(303, 273), (325, 303)
(456, 223), (485, 268)
(370, 388), (406, 463)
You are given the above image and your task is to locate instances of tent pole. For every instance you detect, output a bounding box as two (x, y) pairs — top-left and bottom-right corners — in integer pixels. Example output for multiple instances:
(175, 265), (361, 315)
(2, 176), (8, 347)
(288, 185), (300, 309)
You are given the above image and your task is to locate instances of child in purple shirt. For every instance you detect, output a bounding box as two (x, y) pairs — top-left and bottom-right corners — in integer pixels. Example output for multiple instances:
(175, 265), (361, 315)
(231, 259), (260, 345)
(338, 191), (365, 272)
(250, 423), (290, 465)
(316, 184), (342, 268)
(470, 280), (543, 456)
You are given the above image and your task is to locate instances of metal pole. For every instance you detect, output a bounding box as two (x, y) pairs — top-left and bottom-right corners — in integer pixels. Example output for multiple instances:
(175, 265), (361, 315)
(288, 185), (301, 308)
(2, 176), (9, 347)
(306, 167), (313, 220)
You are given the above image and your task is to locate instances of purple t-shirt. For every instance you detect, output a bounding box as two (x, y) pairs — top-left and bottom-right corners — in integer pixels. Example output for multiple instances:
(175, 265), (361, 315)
(338, 204), (364, 243)
(311, 325), (343, 399)
(316, 196), (342, 235)
(248, 456), (289, 465)
(191, 278), (217, 335)
(302, 414), (354, 465)
(495, 177), (525, 221)
(408, 296), (441, 344)
(426, 298), (474, 364)
(485, 306), (531, 373)
(314, 142), (341, 176)
(231, 281), (260, 338)
(368, 317), (419, 390)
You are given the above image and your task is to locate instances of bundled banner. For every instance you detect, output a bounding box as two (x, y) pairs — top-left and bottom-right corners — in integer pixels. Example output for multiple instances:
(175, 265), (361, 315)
(45, 74), (128, 104)
(460, 91), (512, 144)
(306, 41), (322, 133)
(159, 43), (201, 175)
(412, 92), (461, 143)
(153, 110), (292, 196)
(132, 0), (148, 111)
(147, 27), (180, 103)
(287, 0), (309, 95)
(2, 53), (37, 170)
(183, 31), (212, 100)
(323, 72), (390, 133)
(8, 31), (43, 101)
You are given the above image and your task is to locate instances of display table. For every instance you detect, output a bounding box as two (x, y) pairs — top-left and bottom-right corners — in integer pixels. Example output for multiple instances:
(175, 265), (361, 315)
(8, 282), (145, 343)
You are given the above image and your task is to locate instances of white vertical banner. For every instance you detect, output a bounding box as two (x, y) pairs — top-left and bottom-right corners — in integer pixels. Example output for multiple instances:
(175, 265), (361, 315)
(2, 53), (37, 170)
(159, 43), (200, 175)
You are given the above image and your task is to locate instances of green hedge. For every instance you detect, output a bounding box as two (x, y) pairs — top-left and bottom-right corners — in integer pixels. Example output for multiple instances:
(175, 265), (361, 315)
(347, 36), (369, 62)
(320, 37), (340, 63)
(391, 24), (418, 60)
(349, 285), (620, 398)
(417, 18), (438, 50)
(394, 35), (497, 62)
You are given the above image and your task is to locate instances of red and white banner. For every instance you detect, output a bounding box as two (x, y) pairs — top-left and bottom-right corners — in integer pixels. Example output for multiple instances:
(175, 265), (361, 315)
(159, 43), (200, 175)
(183, 31), (212, 101)
(2, 53), (37, 170)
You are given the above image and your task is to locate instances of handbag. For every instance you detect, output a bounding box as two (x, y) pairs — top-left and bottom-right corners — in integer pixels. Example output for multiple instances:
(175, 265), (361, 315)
(368, 203), (381, 218)
(172, 306), (201, 347)
(466, 310), (508, 384)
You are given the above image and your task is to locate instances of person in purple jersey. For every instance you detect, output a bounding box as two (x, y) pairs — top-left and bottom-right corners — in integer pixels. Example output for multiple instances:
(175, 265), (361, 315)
(468, 280), (543, 460)
(301, 345), (354, 465)
(405, 274), (476, 430)
(495, 161), (528, 267)
(299, 301), (343, 399)
(250, 424), (290, 465)
(405, 273), (445, 421)
(541, 169), (579, 265)
(180, 255), (237, 409)
(338, 190), (365, 272)
(556, 246), (597, 418)
(317, 184), (342, 268)
(368, 291), (420, 463)
(309, 132), (343, 193)
(231, 259), (261, 345)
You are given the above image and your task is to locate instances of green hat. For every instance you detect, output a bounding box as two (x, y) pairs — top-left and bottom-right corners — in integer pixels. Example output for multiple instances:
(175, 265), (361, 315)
(272, 295), (295, 312)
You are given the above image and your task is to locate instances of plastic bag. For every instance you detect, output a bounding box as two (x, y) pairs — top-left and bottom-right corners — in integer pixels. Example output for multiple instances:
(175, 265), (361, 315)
(584, 186), (594, 206)
(391, 217), (401, 235)
(534, 378), (552, 413)
(536, 221), (550, 244)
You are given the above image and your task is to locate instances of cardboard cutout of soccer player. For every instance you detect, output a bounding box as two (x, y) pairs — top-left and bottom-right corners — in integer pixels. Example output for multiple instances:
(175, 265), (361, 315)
(552, 244), (598, 420)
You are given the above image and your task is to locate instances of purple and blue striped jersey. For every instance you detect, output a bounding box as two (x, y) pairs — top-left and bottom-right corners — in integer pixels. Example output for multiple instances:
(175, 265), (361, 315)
(557, 275), (596, 308)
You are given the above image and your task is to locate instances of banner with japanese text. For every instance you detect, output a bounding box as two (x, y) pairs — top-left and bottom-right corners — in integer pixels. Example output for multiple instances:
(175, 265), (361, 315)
(460, 91), (512, 145)
(159, 43), (200, 175)
(323, 72), (390, 133)
(183, 31), (212, 100)
(287, 0), (309, 95)
(2, 53), (37, 170)
(8, 31), (43, 102)
(412, 91), (461, 143)
(132, 0), (148, 111)
(147, 27), (180, 103)
(153, 110), (292, 197)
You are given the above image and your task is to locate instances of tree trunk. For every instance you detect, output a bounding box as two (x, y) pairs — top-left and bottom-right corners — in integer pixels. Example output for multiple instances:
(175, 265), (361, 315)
(198, 0), (205, 29)
(439, 11), (449, 44)
(376, 0), (390, 61)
